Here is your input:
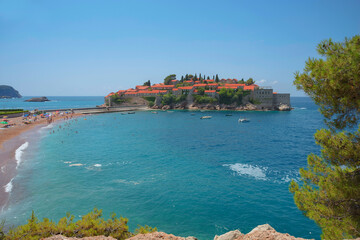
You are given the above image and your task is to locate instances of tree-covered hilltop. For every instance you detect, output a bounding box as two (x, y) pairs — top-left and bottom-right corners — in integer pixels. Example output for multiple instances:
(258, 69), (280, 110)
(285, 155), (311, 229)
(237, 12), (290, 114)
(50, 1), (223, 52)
(164, 74), (255, 85)
(0, 85), (22, 99)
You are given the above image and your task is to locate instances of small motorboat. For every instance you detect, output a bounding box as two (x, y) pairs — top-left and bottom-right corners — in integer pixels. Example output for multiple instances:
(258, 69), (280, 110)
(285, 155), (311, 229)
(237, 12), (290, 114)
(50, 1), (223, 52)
(121, 113), (127, 115)
(238, 118), (250, 123)
(128, 112), (135, 114)
(225, 114), (232, 116)
(200, 116), (212, 119)
(191, 113), (195, 116)
(151, 111), (158, 114)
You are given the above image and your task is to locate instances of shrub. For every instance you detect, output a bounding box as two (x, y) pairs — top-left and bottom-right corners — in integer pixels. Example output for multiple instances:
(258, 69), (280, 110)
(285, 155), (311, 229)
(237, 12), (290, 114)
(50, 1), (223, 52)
(3, 208), (152, 240)
(194, 95), (217, 104)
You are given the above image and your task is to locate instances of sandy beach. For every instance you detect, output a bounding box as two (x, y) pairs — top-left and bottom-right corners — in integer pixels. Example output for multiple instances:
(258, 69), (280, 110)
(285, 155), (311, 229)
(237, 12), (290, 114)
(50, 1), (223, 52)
(0, 112), (84, 210)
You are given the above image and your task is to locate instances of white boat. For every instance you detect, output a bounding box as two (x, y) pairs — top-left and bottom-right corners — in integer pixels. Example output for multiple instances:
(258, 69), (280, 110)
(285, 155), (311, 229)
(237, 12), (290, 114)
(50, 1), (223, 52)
(200, 116), (212, 119)
(238, 118), (250, 123)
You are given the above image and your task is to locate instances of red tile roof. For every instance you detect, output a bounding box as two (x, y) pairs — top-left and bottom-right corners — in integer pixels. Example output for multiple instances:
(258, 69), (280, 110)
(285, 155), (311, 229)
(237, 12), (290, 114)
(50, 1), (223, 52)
(179, 86), (194, 90)
(152, 84), (175, 89)
(193, 84), (207, 87)
(137, 90), (160, 94)
(136, 86), (150, 90)
(243, 85), (258, 91)
(225, 84), (245, 87)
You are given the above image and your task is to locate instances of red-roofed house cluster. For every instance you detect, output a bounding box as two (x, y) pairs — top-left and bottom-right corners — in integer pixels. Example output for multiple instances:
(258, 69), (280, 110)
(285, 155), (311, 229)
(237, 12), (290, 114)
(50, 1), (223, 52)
(105, 78), (290, 110)
(106, 79), (259, 99)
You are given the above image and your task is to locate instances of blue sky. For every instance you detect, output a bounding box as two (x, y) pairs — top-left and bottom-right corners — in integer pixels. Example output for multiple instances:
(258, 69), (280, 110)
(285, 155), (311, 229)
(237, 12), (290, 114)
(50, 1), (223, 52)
(0, 0), (359, 96)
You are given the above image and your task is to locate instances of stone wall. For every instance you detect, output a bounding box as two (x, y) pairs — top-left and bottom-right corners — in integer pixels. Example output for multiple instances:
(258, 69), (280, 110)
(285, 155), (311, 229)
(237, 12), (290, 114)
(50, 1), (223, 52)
(273, 93), (290, 106)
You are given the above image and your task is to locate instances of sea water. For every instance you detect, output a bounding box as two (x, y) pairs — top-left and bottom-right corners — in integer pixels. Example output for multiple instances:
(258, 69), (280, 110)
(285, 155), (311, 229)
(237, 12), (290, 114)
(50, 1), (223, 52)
(0, 96), (104, 110)
(1, 97), (323, 239)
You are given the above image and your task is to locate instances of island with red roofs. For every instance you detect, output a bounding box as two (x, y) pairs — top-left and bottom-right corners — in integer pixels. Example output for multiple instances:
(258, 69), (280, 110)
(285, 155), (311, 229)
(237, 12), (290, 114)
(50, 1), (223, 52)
(105, 74), (291, 111)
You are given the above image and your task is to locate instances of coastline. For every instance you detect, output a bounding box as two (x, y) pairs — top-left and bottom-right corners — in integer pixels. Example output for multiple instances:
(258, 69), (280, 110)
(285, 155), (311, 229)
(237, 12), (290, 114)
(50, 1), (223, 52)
(0, 113), (84, 211)
(0, 105), (149, 212)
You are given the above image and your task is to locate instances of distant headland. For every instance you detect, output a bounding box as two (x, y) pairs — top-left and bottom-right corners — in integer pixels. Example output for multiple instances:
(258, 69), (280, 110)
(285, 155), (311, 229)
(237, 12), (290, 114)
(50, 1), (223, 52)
(0, 85), (22, 99)
(105, 74), (291, 111)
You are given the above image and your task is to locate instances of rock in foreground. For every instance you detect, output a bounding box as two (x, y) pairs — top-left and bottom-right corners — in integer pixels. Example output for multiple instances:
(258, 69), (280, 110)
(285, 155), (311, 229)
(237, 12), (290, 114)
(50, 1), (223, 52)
(43, 235), (116, 240)
(25, 96), (50, 102)
(43, 224), (313, 240)
(127, 232), (197, 240)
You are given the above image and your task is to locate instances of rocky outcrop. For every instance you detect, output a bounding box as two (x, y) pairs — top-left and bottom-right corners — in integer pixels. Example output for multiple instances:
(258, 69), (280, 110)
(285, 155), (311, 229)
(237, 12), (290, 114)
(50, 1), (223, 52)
(0, 85), (22, 98)
(43, 235), (116, 240)
(161, 105), (171, 110)
(277, 104), (291, 111)
(127, 232), (197, 240)
(214, 230), (243, 240)
(43, 225), (312, 240)
(151, 102), (270, 111)
(25, 96), (50, 102)
(214, 224), (312, 240)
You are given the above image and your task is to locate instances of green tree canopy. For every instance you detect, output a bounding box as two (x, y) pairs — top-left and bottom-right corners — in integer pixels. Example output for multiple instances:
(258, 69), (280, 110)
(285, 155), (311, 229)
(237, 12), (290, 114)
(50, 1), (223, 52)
(245, 78), (254, 85)
(294, 36), (360, 130)
(290, 36), (360, 239)
(197, 87), (205, 96)
(164, 74), (176, 85)
(143, 80), (151, 86)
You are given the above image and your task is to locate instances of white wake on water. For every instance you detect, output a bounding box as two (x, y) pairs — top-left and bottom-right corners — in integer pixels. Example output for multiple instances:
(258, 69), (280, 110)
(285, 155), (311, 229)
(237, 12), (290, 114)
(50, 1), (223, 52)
(15, 142), (29, 169)
(224, 163), (267, 180)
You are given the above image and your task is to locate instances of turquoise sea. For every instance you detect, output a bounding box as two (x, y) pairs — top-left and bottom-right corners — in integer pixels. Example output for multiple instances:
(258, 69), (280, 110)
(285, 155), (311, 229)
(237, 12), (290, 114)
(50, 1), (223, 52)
(1, 97), (323, 239)
(0, 96), (104, 110)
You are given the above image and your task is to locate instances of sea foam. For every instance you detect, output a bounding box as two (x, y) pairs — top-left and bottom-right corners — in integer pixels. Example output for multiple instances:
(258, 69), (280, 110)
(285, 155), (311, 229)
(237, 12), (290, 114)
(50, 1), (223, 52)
(41, 123), (54, 130)
(4, 178), (13, 193)
(224, 163), (267, 180)
(15, 142), (29, 169)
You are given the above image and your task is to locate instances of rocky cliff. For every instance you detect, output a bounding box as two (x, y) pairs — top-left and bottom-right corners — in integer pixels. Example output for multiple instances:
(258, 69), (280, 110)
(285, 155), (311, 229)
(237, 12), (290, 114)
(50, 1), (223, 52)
(0, 85), (22, 98)
(43, 224), (313, 240)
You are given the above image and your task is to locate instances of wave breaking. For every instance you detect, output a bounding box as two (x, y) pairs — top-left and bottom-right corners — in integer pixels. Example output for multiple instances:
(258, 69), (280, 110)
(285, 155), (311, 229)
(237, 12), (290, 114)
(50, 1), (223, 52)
(4, 178), (14, 193)
(15, 142), (29, 169)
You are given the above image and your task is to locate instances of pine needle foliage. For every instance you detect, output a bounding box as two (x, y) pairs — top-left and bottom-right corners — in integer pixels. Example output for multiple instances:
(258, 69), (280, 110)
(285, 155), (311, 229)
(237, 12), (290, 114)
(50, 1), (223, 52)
(290, 35), (360, 239)
(293, 35), (360, 130)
